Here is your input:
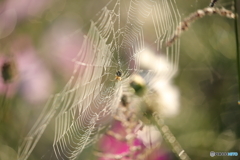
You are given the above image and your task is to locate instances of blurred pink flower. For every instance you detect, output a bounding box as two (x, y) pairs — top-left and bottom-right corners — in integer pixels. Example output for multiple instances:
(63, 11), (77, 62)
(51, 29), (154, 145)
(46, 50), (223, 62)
(41, 18), (84, 79)
(0, 36), (54, 105)
(13, 36), (54, 104)
(98, 121), (129, 157)
(98, 121), (170, 160)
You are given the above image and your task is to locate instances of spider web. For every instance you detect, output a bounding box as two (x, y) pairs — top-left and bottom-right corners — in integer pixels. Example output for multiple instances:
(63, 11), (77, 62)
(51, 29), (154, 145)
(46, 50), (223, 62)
(17, 0), (180, 160)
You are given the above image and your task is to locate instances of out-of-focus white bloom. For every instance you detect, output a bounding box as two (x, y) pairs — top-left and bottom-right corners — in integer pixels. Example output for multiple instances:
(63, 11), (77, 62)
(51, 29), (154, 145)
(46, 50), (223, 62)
(139, 49), (171, 78)
(152, 80), (179, 117)
(136, 124), (162, 148)
(133, 48), (180, 147)
(134, 48), (180, 117)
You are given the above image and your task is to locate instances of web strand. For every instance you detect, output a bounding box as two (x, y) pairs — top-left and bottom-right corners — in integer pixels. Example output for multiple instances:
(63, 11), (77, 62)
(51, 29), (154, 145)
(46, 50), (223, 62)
(18, 0), (181, 159)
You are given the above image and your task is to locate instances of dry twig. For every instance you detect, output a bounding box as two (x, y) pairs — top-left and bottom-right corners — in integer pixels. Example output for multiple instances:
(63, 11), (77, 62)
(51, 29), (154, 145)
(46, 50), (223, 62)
(166, 7), (235, 47)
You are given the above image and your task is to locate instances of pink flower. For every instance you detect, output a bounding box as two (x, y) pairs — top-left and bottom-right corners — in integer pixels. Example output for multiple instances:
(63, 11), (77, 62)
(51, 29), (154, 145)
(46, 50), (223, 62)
(41, 18), (84, 79)
(98, 121), (170, 160)
(0, 36), (54, 105)
(99, 121), (129, 157)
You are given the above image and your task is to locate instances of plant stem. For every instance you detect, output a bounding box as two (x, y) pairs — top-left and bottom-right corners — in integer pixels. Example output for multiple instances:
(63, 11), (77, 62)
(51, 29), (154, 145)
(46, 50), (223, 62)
(234, 0), (240, 104)
(152, 113), (191, 160)
(1, 85), (8, 121)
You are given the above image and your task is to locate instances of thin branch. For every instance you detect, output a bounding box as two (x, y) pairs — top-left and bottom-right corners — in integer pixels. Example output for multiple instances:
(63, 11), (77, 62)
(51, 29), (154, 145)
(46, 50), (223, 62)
(106, 130), (126, 141)
(0, 85), (8, 121)
(136, 143), (160, 160)
(166, 7), (235, 47)
(234, 0), (240, 104)
(209, 0), (218, 7)
(152, 113), (191, 160)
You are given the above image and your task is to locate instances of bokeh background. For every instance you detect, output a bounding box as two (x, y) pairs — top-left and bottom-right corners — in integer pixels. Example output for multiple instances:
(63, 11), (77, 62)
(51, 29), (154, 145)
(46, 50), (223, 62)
(0, 0), (239, 159)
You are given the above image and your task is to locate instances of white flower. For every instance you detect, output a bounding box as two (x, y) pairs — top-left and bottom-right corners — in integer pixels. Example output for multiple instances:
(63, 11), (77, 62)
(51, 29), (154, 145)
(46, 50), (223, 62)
(138, 48), (180, 117)
(133, 49), (180, 147)
(136, 124), (162, 148)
